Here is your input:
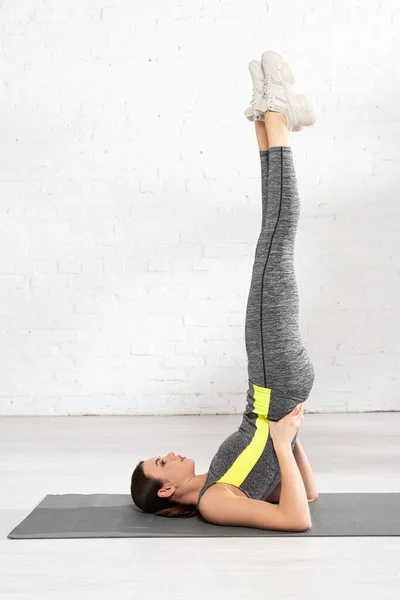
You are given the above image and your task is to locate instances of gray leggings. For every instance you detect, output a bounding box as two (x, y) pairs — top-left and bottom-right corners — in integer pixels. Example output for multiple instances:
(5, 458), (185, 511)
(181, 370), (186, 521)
(244, 146), (315, 423)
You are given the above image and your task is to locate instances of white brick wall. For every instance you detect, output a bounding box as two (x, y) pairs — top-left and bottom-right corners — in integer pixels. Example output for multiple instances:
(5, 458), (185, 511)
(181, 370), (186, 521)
(0, 0), (399, 415)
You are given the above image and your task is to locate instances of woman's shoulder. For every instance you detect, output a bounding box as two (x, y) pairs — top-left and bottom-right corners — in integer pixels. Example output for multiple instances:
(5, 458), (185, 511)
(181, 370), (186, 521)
(198, 482), (248, 514)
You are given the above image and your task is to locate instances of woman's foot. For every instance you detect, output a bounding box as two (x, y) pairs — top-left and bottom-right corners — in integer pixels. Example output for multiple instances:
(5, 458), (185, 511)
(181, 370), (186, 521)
(255, 51), (316, 132)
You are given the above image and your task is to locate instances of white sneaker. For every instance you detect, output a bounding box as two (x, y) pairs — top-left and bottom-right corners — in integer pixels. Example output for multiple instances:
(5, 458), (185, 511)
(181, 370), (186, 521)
(255, 50), (316, 132)
(244, 60), (266, 122)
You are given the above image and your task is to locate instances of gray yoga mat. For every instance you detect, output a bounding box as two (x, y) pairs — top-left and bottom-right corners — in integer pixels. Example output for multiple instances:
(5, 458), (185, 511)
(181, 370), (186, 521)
(7, 493), (400, 539)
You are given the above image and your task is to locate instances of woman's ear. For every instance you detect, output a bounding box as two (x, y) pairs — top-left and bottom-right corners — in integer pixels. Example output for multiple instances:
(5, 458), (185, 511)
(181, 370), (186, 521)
(158, 485), (175, 499)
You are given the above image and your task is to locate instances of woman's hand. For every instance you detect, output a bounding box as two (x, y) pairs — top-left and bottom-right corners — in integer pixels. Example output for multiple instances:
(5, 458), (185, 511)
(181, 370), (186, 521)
(269, 403), (304, 448)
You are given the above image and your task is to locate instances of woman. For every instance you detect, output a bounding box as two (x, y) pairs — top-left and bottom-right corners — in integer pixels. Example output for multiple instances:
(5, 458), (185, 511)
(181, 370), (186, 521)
(131, 51), (318, 531)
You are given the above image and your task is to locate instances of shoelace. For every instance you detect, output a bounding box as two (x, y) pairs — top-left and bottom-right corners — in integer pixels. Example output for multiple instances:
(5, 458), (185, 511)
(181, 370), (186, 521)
(262, 75), (274, 101)
(250, 85), (257, 107)
(251, 75), (273, 109)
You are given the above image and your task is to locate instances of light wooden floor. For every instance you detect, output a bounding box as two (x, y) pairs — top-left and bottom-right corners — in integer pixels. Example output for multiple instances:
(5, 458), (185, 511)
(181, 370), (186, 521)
(0, 413), (399, 599)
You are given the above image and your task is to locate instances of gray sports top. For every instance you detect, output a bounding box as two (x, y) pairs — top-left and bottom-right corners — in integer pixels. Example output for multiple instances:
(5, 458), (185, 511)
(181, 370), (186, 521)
(197, 380), (300, 506)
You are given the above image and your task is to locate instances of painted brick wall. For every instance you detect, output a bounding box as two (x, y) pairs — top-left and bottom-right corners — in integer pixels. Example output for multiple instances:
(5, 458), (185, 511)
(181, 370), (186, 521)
(0, 0), (399, 414)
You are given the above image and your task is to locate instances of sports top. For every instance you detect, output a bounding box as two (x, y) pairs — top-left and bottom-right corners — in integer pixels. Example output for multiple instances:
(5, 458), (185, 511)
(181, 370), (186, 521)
(197, 380), (300, 506)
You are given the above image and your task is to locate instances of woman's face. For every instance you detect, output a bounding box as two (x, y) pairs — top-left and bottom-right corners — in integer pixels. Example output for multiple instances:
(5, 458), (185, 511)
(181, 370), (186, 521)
(142, 452), (195, 487)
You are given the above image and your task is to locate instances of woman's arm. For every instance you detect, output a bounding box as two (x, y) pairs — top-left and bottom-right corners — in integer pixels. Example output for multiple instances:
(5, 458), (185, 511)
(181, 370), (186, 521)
(274, 441), (311, 527)
(266, 439), (318, 503)
(293, 438), (318, 500)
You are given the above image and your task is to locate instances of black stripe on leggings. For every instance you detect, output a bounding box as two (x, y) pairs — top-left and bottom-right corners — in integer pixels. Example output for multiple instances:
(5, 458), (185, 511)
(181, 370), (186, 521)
(259, 146), (284, 387)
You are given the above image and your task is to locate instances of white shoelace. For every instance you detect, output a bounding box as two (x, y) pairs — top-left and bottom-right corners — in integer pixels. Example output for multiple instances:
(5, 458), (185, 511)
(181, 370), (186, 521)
(262, 75), (274, 102)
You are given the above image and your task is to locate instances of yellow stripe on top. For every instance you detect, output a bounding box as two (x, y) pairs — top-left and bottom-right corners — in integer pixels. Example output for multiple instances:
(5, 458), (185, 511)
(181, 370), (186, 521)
(217, 383), (272, 487)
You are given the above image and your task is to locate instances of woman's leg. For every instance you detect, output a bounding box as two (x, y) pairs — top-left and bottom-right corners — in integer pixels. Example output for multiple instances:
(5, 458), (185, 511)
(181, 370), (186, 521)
(244, 114), (314, 415)
(254, 111), (290, 152)
(254, 120), (269, 152)
(254, 113), (290, 228)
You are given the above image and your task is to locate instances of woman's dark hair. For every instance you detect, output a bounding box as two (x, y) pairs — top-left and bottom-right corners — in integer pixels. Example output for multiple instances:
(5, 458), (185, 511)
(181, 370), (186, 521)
(130, 461), (199, 518)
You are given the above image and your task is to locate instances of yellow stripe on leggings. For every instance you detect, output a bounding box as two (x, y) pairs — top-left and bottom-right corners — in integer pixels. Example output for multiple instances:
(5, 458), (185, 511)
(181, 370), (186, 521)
(218, 384), (272, 487)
